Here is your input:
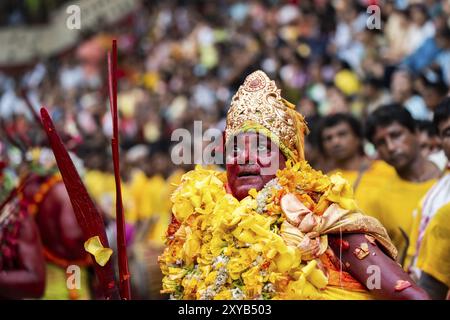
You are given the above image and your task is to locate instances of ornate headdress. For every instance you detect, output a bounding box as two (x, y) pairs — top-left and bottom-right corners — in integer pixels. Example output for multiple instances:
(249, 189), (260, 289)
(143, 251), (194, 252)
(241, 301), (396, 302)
(225, 70), (308, 162)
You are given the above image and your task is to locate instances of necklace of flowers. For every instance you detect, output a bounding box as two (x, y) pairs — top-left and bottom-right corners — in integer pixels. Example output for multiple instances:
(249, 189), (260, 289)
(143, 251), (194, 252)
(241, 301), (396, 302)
(159, 161), (357, 300)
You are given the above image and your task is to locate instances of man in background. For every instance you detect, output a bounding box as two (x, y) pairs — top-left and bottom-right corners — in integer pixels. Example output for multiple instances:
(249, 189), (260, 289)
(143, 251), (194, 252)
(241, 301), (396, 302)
(407, 97), (450, 299)
(319, 113), (395, 217)
(365, 105), (441, 265)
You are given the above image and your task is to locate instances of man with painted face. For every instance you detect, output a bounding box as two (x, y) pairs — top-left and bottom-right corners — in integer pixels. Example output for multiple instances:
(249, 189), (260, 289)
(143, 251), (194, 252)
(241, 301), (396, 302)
(365, 105), (441, 266)
(225, 133), (287, 201)
(160, 71), (429, 300)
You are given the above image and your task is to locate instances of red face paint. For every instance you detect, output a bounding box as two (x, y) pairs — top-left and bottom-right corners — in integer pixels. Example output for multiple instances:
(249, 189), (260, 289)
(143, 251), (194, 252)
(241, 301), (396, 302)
(225, 132), (286, 200)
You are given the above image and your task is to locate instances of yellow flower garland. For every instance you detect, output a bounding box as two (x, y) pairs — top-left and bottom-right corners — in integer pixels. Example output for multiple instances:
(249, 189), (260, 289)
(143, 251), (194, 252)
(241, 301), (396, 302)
(159, 161), (358, 300)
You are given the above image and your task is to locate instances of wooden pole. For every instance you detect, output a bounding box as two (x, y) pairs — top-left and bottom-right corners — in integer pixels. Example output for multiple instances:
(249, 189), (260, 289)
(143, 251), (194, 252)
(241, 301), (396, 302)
(107, 39), (131, 300)
(40, 107), (120, 300)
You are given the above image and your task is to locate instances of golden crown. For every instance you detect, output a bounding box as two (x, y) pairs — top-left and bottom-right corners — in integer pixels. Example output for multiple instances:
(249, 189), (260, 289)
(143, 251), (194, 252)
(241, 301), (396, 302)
(225, 70), (308, 162)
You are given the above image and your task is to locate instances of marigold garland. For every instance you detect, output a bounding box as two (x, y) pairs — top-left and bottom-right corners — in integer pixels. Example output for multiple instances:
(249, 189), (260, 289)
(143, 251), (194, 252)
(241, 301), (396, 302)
(159, 160), (358, 300)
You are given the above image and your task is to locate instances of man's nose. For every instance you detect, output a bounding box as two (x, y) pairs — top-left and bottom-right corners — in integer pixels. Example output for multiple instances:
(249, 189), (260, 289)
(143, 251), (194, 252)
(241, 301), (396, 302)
(328, 135), (342, 148)
(242, 146), (257, 164)
(385, 138), (397, 152)
(236, 143), (256, 164)
(331, 136), (341, 146)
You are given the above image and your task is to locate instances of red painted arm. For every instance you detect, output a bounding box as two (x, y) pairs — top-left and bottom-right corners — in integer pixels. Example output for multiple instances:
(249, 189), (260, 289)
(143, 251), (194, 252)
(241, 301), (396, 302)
(329, 233), (430, 300)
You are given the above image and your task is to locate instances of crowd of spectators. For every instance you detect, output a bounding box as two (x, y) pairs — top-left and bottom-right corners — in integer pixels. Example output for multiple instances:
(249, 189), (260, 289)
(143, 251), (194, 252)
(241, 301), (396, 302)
(0, 0), (73, 26)
(2, 0), (449, 177)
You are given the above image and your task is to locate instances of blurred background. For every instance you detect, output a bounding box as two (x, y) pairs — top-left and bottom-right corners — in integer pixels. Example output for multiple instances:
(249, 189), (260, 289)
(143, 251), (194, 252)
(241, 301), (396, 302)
(2, 0), (449, 171)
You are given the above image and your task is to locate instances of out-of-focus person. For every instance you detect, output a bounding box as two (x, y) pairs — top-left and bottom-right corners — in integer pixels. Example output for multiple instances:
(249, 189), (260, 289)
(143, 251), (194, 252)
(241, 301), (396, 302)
(319, 113), (396, 216)
(0, 155), (46, 299)
(365, 105), (441, 265)
(416, 120), (441, 158)
(407, 97), (450, 299)
(390, 69), (431, 120)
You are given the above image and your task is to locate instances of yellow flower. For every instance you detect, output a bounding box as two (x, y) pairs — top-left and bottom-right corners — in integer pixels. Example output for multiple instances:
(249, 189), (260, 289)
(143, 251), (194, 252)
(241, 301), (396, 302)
(274, 246), (300, 273)
(168, 267), (188, 280)
(159, 164), (356, 300)
(278, 160), (331, 193)
(242, 266), (262, 297)
(209, 234), (226, 256)
(285, 274), (306, 298)
(233, 228), (257, 244)
(248, 188), (258, 198)
(84, 236), (113, 267)
(214, 289), (232, 300)
(205, 271), (218, 285)
(172, 200), (194, 222)
(161, 278), (178, 294)
(227, 264), (247, 280)
(301, 259), (317, 277)
(285, 274), (324, 299)
(190, 195), (202, 209)
(183, 229), (202, 265)
(326, 173), (357, 211)
(308, 267), (328, 289)
(182, 275), (199, 297)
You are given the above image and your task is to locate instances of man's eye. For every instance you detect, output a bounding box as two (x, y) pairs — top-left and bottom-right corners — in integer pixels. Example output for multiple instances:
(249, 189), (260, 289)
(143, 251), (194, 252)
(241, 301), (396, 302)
(390, 131), (402, 140)
(443, 129), (450, 138)
(374, 139), (385, 148)
(257, 145), (267, 152)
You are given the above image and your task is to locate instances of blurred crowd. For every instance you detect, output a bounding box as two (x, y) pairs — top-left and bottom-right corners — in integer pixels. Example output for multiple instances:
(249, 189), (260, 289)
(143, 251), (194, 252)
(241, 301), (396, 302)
(1, 0), (450, 299)
(0, 0), (72, 26)
(1, 0), (449, 166)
